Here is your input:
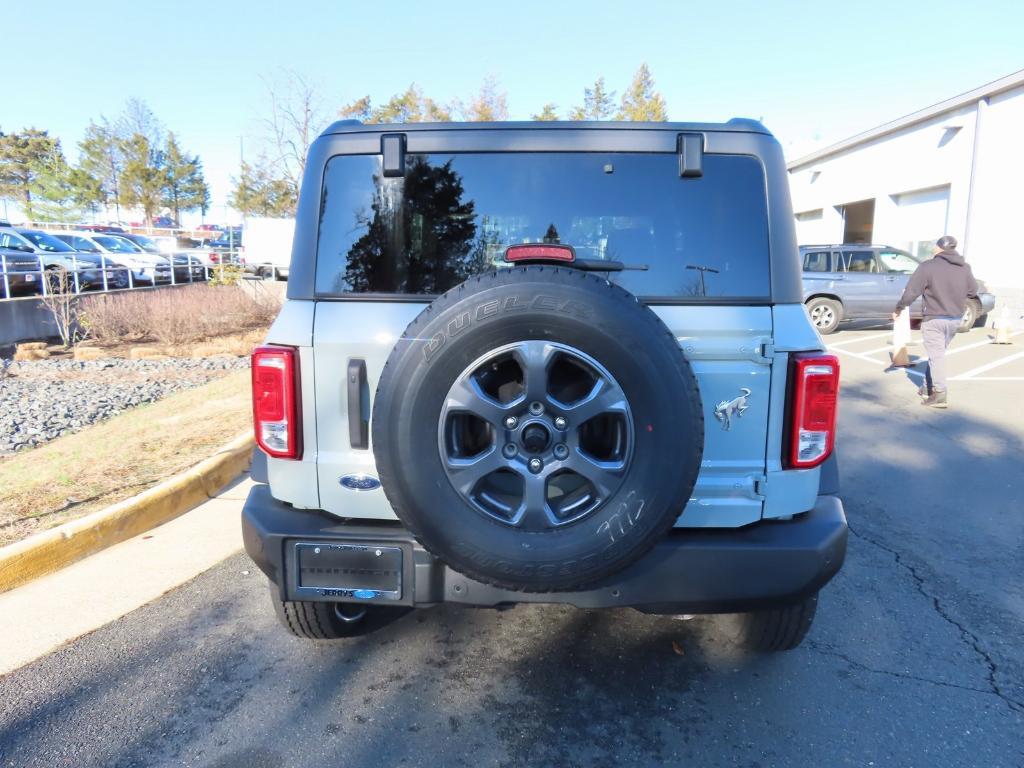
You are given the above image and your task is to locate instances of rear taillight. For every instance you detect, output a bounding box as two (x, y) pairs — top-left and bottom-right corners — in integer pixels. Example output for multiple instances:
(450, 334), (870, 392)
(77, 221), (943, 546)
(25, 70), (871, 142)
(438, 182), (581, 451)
(252, 345), (301, 459)
(786, 353), (839, 469)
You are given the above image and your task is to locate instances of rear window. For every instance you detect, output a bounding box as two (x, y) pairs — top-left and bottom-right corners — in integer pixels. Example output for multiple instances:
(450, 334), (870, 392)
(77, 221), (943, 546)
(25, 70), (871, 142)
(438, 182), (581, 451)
(315, 152), (770, 300)
(802, 250), (831, 272)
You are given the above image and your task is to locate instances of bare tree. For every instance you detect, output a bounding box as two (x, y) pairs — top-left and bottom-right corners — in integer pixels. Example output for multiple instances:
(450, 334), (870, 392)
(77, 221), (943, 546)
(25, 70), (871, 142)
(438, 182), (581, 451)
(40, 268), (79, 348)
(261, 70), (332, 196)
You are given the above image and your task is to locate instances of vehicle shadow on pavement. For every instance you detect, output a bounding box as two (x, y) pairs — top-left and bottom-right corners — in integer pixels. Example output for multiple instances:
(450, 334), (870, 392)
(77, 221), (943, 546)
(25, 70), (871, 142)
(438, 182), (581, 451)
(1, 378), (1023, 767)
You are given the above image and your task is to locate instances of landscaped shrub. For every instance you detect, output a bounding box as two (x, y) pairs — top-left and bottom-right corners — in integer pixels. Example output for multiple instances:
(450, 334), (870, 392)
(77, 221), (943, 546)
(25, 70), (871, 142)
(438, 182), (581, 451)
(79, 284), (281, 346)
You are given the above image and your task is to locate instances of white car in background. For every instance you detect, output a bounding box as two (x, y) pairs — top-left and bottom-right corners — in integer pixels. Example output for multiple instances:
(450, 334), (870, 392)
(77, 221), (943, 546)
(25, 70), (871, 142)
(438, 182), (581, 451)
(52, 232), (171, 286)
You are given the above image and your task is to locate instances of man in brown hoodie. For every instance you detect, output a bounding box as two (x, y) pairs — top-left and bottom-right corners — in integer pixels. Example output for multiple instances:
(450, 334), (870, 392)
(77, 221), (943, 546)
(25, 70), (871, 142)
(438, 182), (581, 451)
(893, 235), (978, 408)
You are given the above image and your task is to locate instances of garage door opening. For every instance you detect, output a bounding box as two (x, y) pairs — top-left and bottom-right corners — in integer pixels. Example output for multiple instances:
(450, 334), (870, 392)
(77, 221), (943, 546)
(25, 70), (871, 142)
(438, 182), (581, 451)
(840, 199), (875, 244)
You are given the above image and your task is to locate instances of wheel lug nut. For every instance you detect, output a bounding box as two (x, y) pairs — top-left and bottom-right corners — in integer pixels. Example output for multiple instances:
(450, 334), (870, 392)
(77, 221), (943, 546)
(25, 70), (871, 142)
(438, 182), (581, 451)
(554, 416), (567, 430)
(528, 458), (543, 473)
(553, 444), (568, 460)
(529, 401), (544, 415)
(504, 416), (518, 429)
(503, 443), (518, 458)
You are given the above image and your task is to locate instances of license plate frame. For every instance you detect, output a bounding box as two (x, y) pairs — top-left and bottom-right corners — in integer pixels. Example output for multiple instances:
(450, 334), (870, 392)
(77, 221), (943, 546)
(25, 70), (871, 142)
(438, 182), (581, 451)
(289, 541), (404, 603)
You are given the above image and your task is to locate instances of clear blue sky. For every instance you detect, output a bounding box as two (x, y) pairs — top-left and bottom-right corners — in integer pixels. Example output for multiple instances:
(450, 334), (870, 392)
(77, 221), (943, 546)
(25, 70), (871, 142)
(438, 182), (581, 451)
(5, 0), (1022, 215)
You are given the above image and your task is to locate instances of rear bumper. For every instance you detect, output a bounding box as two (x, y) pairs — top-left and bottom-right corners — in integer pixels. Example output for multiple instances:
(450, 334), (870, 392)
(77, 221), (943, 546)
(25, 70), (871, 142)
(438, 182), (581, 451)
(242, 485), (847, 613)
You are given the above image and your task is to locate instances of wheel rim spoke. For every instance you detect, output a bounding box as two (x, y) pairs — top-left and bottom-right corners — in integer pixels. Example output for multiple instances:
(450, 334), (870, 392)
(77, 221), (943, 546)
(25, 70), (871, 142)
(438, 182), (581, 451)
(444, 447), (506, 495)
(512, 340), (557, 404)
(444, 376), (513, 427)
(439, 340), (633, 528)
(558, 378), (627, 425)
(509, 472), (559, 530)
(562, 448), (627, 500)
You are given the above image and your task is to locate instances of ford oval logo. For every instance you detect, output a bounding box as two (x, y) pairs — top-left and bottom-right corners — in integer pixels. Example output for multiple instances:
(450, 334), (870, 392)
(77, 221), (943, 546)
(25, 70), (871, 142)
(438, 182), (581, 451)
(339, 474), (381, 491)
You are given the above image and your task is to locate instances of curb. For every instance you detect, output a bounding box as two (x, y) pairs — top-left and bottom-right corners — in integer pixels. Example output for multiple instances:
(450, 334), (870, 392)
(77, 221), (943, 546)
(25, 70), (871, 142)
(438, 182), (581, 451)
(0, 432), (254, 594)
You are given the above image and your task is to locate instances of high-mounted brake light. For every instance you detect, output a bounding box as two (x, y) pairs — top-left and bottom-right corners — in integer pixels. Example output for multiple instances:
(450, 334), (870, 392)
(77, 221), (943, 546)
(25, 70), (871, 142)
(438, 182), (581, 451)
(252, 345), (302, 459)
(786, 353), (839, 469)
(504, 244), (576, 263)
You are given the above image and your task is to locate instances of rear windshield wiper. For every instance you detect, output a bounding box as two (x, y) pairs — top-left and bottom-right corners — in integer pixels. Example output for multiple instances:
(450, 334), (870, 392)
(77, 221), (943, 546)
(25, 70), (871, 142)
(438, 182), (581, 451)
(573, 259), (649, 272)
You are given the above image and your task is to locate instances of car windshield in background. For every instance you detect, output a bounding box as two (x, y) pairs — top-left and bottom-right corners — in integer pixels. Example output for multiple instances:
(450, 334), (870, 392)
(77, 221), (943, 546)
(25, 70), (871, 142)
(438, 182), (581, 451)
(127, 235), (159, 252)
(315, 152), (770, 300)
(95, 235), (141, 253)
(19, 230), (76, 253)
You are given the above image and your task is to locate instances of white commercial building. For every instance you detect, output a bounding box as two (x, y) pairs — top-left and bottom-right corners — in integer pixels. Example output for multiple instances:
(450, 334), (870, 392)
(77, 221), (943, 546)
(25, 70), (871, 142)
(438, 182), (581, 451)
(788, 69), (1024, 301)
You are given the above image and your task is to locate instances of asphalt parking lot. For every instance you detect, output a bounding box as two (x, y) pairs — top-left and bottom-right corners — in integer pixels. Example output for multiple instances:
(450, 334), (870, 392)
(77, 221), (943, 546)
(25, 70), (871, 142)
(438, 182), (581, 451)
(1, 327), (1022, 768)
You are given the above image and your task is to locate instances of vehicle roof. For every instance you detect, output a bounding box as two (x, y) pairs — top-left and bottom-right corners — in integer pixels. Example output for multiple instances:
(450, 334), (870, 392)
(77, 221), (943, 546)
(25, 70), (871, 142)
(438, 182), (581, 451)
(55, 230), (118, 237)
(799, 244), (904, 249)
(320, 117), (772, 138)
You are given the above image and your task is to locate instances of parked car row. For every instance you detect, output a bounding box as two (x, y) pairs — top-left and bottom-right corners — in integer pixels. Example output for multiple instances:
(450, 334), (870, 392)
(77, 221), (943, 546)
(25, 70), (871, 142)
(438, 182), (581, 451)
(0, 221), (209, 298)
(800, 243), (996, 334)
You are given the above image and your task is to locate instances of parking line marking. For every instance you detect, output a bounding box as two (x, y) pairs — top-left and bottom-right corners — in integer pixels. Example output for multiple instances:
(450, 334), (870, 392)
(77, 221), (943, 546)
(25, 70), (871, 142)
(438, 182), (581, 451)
(858, 332), (1022, 361)
(829, 345), (927, 379)
(829, 347), (886, 364)
(958, 377), (1024, 382)
(951, 350), (1024, 380)
(946, 331), (1023, 357)
(827, 332), (892, 348)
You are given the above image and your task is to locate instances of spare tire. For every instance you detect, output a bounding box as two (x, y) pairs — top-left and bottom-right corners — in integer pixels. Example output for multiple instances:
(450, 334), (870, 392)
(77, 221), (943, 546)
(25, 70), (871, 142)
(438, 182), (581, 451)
(372, 267), (703, 592)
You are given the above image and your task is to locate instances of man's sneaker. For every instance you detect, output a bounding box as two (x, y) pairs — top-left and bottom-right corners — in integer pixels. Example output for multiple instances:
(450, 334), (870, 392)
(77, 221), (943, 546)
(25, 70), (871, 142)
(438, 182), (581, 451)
(921, 390), (948, 408)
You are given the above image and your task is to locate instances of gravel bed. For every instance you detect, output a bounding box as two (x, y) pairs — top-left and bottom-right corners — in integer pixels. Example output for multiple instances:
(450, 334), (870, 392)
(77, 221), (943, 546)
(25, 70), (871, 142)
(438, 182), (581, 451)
(0, 357), (249, 454)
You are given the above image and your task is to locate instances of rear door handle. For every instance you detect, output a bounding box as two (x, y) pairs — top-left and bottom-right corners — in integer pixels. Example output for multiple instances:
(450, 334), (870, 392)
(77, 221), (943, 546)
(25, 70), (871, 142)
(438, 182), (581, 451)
(347, 359), (369, 449)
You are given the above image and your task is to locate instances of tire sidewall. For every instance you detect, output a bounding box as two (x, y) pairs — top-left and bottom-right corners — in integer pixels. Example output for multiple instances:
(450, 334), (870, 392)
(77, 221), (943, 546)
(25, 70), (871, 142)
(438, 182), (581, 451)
(373, 269), (703, 590)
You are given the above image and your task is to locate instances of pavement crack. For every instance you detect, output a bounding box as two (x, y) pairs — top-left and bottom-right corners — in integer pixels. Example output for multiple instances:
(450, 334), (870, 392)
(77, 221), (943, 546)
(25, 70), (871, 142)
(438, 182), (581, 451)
(807, 641), (992, 696)
(848, 522), (1024, 715)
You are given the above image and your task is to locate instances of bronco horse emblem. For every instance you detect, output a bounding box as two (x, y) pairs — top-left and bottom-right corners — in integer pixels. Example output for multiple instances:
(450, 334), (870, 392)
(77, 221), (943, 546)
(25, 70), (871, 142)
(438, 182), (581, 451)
(714, 387), (752, 431)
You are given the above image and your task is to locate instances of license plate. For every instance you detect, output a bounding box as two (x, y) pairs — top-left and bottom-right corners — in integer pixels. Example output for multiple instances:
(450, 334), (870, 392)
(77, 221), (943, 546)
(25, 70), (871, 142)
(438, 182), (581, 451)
(293, 542), (403, 601)
(25, 274), (35, 282)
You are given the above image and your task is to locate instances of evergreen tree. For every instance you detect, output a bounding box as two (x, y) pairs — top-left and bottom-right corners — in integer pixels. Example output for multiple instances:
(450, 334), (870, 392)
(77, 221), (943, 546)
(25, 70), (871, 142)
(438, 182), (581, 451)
(569, 77), (616, 120)
(0, 128), (59, 220)
(163, 132), (210, 224)
(120, 133), (167, 225)
(341, 84), (453, 124)
(229, 160), (297, 217)
(77, 120), (124, 219)
(617, 64), (668, 121)
(531, 103), (560, 121)
(28, 140), (82, 223)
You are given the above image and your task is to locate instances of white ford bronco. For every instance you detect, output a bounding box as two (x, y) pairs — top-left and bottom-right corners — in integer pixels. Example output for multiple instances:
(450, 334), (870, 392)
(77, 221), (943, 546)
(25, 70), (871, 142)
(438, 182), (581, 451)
(243, 119), (846, 651)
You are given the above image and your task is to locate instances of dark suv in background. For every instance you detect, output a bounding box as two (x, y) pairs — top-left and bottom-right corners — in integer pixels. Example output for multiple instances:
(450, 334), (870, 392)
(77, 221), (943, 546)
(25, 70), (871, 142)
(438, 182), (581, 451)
(800, 244), (996, 334)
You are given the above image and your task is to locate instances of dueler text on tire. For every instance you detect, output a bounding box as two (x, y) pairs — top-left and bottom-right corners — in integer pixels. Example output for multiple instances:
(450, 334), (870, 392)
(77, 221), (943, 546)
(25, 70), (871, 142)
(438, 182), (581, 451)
(372, 266), (704, 592)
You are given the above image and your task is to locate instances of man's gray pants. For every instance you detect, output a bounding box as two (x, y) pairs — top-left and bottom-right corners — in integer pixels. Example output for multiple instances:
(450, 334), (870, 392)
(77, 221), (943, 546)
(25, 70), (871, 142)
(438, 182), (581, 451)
(923, 317), (960, 392)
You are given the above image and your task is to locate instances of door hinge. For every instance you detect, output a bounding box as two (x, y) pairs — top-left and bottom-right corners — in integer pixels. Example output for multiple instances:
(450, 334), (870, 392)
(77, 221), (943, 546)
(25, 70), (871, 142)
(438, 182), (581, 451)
(753, 475), (767, 499)
(758, 340), (775, 362)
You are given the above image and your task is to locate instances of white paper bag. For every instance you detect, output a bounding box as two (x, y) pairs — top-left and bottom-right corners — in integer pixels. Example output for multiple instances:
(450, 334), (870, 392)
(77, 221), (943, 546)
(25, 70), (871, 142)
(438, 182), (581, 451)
(892, 311), (911, 349)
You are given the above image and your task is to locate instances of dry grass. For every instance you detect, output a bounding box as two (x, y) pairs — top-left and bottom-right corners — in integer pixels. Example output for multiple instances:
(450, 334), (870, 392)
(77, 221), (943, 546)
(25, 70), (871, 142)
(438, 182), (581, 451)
(0, 370), (253, 547)
(78, 283), (280, 347)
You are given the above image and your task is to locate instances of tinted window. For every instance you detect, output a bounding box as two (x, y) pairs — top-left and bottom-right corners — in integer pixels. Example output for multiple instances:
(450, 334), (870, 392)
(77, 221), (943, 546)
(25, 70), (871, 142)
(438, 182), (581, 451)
(94, 235), (140, 253)
(802, 250), (831, 272)
(0, 232), (33, 251)
(842, 250), (877, 273)
(19, 230), (75, 253)
(315, 153), (770, 299)
(62, 235), (100, 252)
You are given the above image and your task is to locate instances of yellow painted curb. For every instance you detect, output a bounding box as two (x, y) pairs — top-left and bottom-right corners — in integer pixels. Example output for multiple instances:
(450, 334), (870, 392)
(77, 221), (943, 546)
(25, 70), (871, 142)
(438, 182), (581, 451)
(0, 432), (254, 593)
